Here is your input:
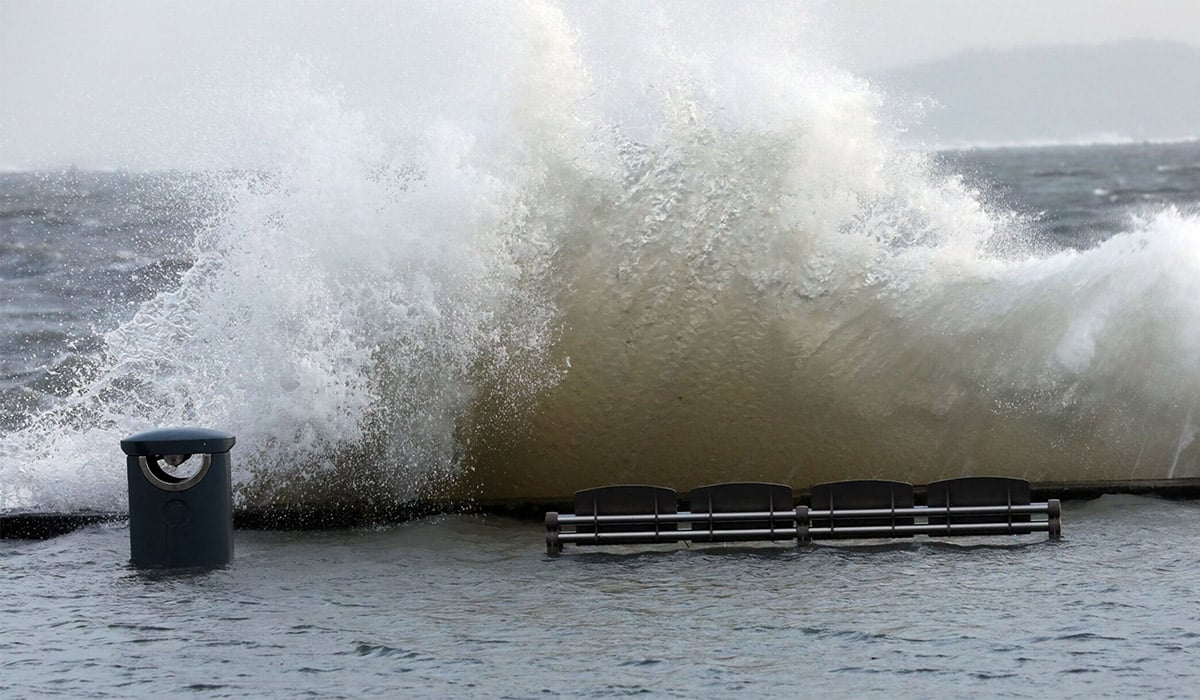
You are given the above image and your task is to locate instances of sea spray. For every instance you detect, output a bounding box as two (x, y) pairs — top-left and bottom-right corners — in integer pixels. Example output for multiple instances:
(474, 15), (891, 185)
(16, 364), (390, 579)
(2, 1), (1199, 511)
(462, 7), (1200, 497)
(0, 55), (566, 511)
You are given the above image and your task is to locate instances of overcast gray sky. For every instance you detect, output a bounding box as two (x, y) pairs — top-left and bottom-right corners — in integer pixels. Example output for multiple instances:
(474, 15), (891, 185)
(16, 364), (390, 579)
(819, 0), (1200, 72)
(2, 0), (1198, 169)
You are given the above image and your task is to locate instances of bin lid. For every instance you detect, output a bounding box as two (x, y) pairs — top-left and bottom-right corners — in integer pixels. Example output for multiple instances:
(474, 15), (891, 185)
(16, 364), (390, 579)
(120, 427), (236, 456)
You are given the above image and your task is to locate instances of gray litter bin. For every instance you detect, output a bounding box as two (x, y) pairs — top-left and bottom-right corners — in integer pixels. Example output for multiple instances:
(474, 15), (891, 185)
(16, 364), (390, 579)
(121, 427), (236, 568)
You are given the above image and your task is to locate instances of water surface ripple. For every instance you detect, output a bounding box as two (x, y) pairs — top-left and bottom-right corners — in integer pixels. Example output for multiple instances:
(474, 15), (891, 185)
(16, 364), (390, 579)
(2, 495), (1198, 696)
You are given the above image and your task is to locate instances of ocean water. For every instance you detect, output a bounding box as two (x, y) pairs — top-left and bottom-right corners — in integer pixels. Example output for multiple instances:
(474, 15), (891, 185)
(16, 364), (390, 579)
(3, 496), (1200, 697)
(4, 145), (1200, 700)
(4, 2), (1200, 694)
(5, 141), (1199, 510)
(2, 4), (1200, 509)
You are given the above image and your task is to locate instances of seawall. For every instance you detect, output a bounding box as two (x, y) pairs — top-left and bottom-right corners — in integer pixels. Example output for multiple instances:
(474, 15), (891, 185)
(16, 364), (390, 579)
(4, 478), (1199, 539)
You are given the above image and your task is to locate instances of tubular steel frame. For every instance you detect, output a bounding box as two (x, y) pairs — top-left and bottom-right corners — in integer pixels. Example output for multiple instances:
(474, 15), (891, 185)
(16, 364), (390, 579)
(546, 500), (1062, 554)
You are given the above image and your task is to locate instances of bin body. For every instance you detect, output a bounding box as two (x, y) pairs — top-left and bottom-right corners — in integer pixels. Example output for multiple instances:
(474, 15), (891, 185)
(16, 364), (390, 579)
(121, 428), (236, 568)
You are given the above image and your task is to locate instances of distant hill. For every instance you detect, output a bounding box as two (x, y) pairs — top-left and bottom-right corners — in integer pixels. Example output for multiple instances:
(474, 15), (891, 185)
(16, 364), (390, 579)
(874, 40), (1200, 147)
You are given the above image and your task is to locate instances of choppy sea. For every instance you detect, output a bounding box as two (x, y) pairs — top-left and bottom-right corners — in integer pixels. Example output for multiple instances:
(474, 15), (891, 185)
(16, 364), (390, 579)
(6, 0), (1200, 680)
(3, 141), (1200, 697)
(0, 495), (1198, 697)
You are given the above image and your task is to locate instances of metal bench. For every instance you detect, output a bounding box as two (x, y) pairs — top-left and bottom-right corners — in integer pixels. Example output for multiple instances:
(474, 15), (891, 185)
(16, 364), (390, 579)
(568, 484), (679, 545)
(547, 482), (802, 554)
(546, 479), (1062, 554)
(809, 479), (915, 539)
(926, 476), (1033, 536)
(687, 482), (794, 542)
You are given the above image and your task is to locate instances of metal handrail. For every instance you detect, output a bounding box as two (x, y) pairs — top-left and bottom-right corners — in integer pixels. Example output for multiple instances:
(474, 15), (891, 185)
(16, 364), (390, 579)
(554, 503), (1052, 525)
(555, 510), (799, 525)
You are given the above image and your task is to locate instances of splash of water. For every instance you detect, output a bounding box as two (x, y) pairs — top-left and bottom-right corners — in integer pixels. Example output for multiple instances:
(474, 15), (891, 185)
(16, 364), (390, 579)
(2, 1), (1199, 511)
(465, 84), (1200, 499)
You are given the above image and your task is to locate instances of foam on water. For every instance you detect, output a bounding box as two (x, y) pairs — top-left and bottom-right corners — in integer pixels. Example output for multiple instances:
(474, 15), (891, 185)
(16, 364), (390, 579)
(2, 1), (1199, 510)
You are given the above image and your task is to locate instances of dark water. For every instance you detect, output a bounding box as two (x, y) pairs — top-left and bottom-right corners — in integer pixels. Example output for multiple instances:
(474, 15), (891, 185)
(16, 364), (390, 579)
(2, 496), (1199, 697)
(0, 170), (213, 430)
(3, 145), (1200, 695)
(938, 141), (1200, 248)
